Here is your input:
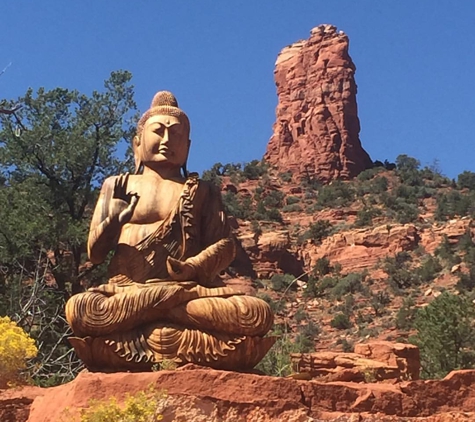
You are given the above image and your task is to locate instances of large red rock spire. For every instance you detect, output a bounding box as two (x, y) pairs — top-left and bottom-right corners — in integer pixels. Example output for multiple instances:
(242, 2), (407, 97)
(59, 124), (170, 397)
(264, 24), (372, 182)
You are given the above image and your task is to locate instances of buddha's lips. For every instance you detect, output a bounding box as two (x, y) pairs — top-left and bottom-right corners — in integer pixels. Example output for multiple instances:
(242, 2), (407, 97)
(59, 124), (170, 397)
(158, 148), (173, 155)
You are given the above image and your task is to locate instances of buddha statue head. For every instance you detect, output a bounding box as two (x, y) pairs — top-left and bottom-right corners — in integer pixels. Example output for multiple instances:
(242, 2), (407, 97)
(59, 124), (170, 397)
(134, 91), (191, 176)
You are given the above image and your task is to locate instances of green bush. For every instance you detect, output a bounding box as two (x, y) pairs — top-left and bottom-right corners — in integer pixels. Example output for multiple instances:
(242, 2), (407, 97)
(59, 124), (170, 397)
(270, 273), (295, 292)
(242, 160), (268, 180)
(221, 191), (245, 219)
(286, 195), (300, 205)
(309, 220), (333, 242)
(415, 255), (442, 283)
(457, 170), (475, 190)
(317, 180), (355, 208)
(298, 221), (333, 244)
(339, 338), (354, 352)
(279, 171), (293, 183)
(435, 191), (475, 220)
(435, 235), (461, 266)
(395, 298), (416, 330)
(456, 265), (475, 293)
(357, 167), (383, 181)
(266, 208), (283, 222)
(330, 313), (352, 330)
(380, 191), (420, 224)
(303, 276), (319, 298)
(320, 275), (340, 296)
(201, 162), (223, 187)
(256, 325), (311, 377)
(396, 154), (423, 186)
(382, 252), (421, 292)
(263, 190), (285, 208)
(254, 197), (283, 222)
(354, 207), (381, 227)
(458, 230), (475, 255)
(411, 292), (475, 379)
(335, 294), (356, 316)
(250, 220), (262, 239)
(395, 201), (420, 224)
(370, 291), (392, 317)
(282, 204), (303, 213)
(370, 176), (389, 193)
(294, 308), (308, 323)
(331, 272), (365, 299)
(313, 257), (332, 276)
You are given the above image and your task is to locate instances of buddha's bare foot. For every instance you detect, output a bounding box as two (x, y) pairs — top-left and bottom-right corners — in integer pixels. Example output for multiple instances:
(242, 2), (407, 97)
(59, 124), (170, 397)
(88, 283), (141, 296)
(145, 278), (198, 289)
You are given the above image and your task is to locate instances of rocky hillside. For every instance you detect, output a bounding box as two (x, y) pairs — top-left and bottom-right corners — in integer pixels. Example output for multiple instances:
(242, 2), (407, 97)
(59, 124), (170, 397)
(209, 154), (475, 380)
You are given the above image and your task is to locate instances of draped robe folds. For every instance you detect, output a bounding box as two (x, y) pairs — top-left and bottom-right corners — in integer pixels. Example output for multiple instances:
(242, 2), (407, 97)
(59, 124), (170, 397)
(66, 176), (275, 371)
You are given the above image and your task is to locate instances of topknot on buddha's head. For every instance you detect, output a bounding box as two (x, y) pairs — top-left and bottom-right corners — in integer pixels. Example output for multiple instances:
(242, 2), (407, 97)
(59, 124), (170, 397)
(136, 90), (190, 139)
(151, 91), (178, 108)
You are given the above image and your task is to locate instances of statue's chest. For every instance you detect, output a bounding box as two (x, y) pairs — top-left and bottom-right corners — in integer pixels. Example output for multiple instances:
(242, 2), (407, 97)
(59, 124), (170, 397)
(131, 184), (183, 223)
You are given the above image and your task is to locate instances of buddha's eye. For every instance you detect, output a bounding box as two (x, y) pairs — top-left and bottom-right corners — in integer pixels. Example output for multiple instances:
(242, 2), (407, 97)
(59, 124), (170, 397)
(169, 125), (184, 137)
(153, 125), (164, 136)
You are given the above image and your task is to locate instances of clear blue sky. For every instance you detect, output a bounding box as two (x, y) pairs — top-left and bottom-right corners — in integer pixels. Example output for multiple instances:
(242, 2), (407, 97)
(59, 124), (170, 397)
(1, 1), (474, 178)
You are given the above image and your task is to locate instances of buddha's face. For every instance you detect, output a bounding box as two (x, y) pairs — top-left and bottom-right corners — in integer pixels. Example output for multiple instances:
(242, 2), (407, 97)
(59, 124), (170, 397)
(135, 114), (190, 171)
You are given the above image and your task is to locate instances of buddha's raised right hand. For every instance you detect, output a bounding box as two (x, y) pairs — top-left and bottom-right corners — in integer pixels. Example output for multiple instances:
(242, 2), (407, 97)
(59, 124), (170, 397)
(111, 173), (139, 225)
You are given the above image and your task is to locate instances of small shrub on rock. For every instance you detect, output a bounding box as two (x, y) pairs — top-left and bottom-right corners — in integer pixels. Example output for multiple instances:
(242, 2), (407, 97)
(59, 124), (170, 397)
(330, 313), (352, 330)
(282, 203), (303, 213)
(71, 385), (165, 422)
(313, 257), (332, 276)
(270, 273), (295, 292)
(415, 255), (442, 283)
(331, 272), (366, 299)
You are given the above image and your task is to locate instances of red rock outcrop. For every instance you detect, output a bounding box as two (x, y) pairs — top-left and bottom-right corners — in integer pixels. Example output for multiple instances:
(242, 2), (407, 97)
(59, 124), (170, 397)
(0, 386), (43, 422)
(14, 367), (475, 421)
(292, 342), (420, 383)
(264, 24), (372, 182)
(297, 219), (474, 277)
(239, 229), (304, 278)
(301, 223), (420, 275)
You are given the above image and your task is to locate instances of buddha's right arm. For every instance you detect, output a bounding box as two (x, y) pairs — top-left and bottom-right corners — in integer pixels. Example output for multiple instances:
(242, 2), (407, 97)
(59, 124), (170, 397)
(88, 178), (121, 264)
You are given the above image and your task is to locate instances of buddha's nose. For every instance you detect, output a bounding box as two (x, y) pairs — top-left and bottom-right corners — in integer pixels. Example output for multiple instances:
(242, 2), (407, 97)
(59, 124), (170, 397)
(161, 128), (170, 143)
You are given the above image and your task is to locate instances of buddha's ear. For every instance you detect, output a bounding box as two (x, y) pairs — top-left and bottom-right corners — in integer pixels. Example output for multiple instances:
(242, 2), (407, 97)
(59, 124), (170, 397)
(133, 136), (142, 174)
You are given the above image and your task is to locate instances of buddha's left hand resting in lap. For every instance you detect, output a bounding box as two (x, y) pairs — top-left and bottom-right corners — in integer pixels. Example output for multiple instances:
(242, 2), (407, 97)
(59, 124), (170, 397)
(65, 91), (274, 371)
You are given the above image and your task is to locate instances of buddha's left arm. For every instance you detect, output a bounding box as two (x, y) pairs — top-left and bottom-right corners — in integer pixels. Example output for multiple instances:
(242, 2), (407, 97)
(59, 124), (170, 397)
(166, 183), (236, 286)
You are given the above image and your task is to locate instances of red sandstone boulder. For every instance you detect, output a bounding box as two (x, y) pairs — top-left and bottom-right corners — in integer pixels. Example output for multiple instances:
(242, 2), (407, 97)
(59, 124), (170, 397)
(0, 385), (43, 422)
(238, 229), (305, 278)
(291, 342), (420, 383)
(264, 24), (372, 183)
(21, 367), (475, 422)
(354, 341), (420, 381)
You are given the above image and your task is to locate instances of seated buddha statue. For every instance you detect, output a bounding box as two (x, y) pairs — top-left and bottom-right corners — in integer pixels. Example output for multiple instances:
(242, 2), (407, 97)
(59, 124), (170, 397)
(65, 91), (274, 371)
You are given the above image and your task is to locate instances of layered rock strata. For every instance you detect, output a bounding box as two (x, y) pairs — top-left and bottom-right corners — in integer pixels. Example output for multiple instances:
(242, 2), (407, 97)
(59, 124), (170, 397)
(291, 341), (420, 383)
(264, 24), (372, 182)
(17, 366), (475, 421)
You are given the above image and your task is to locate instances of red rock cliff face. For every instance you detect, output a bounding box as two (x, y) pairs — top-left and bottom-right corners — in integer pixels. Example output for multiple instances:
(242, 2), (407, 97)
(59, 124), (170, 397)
(264, 24), (372, 182)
